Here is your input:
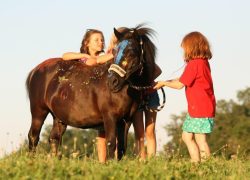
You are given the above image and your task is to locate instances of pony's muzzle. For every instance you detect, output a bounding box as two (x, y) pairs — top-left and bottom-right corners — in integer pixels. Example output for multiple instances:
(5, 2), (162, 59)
(108, 64), (126, 77)
(111, 77), (119, 87)
(108, 72), (124, 93)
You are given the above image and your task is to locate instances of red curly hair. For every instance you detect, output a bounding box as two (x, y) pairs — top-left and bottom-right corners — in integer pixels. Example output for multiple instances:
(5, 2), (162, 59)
(181, 31), (212, 62)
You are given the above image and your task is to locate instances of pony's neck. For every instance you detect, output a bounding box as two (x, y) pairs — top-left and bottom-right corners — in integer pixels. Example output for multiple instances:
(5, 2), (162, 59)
(129, 71), (152, 86)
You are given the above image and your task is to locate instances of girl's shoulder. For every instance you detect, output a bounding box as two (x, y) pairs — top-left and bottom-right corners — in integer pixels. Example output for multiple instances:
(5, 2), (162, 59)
(191, 58), (208, 62)
(188, 58), (208, 66)
(187, 58), (210, 72)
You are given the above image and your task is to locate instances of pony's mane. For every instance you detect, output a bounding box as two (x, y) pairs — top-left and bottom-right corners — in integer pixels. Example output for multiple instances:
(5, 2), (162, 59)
(128, 24), (157, 83)
(135, 24), (157, 75)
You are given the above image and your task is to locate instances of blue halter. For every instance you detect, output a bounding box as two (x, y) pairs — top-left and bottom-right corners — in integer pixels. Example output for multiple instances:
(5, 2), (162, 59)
(114, 40), (129, 64)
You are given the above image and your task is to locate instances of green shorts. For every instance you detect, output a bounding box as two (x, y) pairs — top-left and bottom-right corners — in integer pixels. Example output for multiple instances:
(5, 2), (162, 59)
(182, 114), (214, 133)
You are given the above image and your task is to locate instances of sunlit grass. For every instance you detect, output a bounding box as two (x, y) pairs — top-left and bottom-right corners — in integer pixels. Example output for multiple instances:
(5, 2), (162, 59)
(1, 135), (250, 179)
(0, 148), (250, 179)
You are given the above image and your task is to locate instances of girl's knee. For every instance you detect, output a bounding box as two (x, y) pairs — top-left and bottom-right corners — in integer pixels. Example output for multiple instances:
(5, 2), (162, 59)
(182, 132), (193, 143)
(182, 135), (188, 143)
(195, 134), (207, 144)
(145, 131), (155, 140)
(145, 124), (155, 139)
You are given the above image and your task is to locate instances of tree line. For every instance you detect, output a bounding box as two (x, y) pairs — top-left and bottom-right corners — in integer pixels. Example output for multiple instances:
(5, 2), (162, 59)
(164, 87), (250, 158)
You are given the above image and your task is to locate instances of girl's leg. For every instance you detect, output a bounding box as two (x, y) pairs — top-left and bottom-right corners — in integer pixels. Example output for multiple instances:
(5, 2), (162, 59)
(182, 131), (200, 162)
(194, 133), (211, 160)
(145, 110), (157, 157)
(133, 111), (146, 159)
(96, 130), (106, 163)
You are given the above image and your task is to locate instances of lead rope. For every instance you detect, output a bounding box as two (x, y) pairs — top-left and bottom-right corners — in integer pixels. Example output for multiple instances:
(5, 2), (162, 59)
(144, 64), (186, 112)
(145, 87), (166, 112)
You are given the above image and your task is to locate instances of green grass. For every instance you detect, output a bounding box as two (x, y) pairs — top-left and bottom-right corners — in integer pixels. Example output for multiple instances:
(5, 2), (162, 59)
(1, 151), (250, 180)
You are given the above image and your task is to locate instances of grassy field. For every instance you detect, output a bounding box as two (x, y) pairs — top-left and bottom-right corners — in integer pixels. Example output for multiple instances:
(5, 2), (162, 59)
(0, 149), (249, 180)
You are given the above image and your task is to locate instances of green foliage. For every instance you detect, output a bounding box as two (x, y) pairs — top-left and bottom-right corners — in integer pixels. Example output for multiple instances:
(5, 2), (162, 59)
(211, 87), (250, 157)
(32, 125), (136, 158)
(0, 152), (250, 179)
(38, 126), (98, 158)
(163, 112), (189, 157)
(237, 87), (250, 108)
(1, 89), (250, 179)
(164, 87), (250, 158)
(126, 132), (136, 156)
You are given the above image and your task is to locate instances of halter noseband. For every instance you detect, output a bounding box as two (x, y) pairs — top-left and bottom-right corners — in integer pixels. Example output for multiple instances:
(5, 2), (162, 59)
(108, 38), (146, 87)
(108, 31), (166, 112)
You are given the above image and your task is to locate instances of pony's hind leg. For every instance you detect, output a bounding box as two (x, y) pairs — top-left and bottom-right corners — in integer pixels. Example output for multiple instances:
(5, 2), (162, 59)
(28, 109), (48, 152)
(49, 118), (67, 156)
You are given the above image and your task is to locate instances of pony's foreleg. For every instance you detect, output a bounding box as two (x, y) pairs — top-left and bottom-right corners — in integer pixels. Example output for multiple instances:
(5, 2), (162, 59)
(117, 120), (126, 160)
(104, 119), (117, 159)
(49, 118), (67, 156)
(28, 110), (48, 152)
(117, 120), (132, 160)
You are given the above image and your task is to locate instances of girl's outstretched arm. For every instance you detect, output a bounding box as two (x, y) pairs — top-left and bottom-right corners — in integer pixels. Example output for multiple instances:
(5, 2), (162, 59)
(62, 52), (90, 61)
(95, 53), (114, 64)
(154, 78), (184, 90)
(62, 52), (114, 66)
(85, 53), (114, 65)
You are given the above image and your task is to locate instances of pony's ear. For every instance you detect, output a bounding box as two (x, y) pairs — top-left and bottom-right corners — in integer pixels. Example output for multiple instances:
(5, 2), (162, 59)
(114, 28), (123, 40)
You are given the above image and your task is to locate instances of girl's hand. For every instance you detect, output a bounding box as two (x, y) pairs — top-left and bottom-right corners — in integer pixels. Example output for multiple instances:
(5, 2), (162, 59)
(153, 81), (166, 90)
(107, 33), (118, 52)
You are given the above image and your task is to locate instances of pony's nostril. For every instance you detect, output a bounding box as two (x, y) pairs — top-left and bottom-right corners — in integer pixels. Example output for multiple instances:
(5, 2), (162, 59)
(112, 78), (119, 86)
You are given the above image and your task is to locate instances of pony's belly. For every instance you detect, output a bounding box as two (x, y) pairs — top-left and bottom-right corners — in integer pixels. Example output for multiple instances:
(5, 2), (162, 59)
(61, 116), (103, 129)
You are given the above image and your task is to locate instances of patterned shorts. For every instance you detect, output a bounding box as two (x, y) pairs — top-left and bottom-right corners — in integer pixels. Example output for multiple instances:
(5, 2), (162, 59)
(182, 114), (214, 133)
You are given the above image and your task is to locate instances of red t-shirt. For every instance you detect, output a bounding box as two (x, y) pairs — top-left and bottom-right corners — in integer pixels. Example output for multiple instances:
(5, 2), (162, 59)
(179, 58), (216, 118)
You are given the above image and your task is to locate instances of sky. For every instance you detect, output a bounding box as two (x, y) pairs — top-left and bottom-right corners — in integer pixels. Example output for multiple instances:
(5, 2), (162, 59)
(0, 0), (250, 157)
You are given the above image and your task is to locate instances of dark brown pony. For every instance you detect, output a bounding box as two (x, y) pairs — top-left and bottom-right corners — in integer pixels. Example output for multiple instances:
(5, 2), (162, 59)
(26, 24), (157, 159)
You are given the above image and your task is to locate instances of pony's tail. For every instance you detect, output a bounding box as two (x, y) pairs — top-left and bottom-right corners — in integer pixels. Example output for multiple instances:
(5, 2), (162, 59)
(25, 69), (35, 98)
